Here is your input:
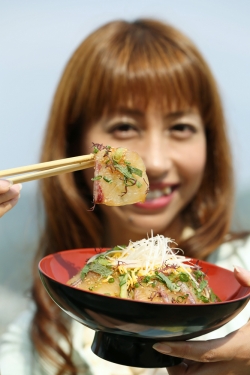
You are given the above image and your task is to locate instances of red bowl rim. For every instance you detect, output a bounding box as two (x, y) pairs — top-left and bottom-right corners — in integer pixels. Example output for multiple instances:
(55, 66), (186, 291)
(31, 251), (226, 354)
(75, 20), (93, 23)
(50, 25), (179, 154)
(38, 248), (250, 306)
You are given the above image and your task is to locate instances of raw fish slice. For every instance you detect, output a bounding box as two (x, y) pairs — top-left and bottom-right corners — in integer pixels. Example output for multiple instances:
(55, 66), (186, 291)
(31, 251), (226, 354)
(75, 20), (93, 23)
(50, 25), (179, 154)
(93, 145), (148, 206)
(133, 283), (169, 303)
(68, 271), (120, 297)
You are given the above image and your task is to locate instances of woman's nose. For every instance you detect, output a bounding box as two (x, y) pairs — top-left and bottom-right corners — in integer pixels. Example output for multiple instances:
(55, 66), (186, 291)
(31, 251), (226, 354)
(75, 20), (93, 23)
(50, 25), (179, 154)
(141, 137), (172, 179)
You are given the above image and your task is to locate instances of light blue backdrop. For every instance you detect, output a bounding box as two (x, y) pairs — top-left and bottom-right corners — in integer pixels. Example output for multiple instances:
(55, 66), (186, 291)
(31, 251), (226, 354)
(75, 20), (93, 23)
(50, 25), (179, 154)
(0, 0), (249, 332)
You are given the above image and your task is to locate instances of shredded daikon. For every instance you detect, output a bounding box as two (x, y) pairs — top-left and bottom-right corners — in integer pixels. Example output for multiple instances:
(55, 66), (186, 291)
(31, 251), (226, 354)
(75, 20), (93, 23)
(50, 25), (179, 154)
(87, 233), (199, 286)
(69, 233), (220, 302)
(106, 233), (194, 277)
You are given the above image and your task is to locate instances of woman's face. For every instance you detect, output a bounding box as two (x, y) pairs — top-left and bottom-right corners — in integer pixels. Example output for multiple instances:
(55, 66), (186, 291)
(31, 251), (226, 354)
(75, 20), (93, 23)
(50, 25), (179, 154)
(82, 101), (206, 245)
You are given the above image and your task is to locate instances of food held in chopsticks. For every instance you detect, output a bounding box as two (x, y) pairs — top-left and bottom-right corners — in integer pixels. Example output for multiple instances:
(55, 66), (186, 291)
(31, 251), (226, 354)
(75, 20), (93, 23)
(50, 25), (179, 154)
(67, 234), (220, 304)
(0, 143), (149, 207)
(92, 144), (149, 206)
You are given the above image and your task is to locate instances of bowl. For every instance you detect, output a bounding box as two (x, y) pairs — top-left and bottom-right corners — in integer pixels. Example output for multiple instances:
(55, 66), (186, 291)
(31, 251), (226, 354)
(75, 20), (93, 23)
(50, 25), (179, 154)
(39, 248), (250, 368)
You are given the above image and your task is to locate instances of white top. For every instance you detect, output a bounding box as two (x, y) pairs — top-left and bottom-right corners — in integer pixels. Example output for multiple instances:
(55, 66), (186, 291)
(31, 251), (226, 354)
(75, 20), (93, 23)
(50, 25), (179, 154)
(1, 236), (250, 375)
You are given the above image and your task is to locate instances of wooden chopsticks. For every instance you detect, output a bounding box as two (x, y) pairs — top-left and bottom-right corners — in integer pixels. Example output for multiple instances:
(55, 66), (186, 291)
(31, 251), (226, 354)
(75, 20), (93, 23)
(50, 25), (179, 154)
(0, 154), (95, 184)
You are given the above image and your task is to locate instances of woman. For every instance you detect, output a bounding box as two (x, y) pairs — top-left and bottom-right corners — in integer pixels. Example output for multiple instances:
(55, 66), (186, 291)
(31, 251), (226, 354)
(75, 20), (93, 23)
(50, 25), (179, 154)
(0, 179), (21, 217)
(1, 19), (250, 375)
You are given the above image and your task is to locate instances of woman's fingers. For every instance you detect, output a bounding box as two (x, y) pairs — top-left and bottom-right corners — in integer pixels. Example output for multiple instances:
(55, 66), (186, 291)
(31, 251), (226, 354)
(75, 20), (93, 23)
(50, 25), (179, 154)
(153, 324), (250, 374)
(0, 179), (13, 194)
(166, 362), (189, 375)
(234, 266), (250, 287)
(154, 336), (234, 362)
(153, 326), (250, 362)
(166, 360), (250, 375)
(0, 181), (22, 205)
(0, 180), (22, 217)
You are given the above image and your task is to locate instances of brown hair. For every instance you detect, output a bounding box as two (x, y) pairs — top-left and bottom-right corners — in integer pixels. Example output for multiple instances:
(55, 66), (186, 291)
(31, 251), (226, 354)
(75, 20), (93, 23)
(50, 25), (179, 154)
(31, 19), (234, 373)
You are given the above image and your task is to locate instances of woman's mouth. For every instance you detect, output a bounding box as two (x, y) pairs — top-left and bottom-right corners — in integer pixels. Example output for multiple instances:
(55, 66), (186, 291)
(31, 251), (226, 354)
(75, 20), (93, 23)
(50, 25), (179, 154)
(134, 185), (177, 210)
(146, 186), (172, 201)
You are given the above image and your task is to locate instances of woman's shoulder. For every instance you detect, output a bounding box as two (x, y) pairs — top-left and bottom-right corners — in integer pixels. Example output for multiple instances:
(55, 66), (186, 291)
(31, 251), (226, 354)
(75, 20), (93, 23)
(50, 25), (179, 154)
(0, 305), (35, 345)
(0, 306), (91, 375)
(0, 306), (37, 374)
(207, 234), (250, 270)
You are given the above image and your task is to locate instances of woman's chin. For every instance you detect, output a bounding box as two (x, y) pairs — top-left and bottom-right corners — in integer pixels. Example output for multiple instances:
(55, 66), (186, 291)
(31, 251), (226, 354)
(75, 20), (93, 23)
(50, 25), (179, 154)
(125, 215), (172, 236)
(102, 205), (179, 239)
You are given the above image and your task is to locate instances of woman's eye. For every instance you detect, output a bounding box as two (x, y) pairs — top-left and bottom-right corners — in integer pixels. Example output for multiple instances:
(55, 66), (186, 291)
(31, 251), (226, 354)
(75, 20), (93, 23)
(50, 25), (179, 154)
(109, 123), (138, 139)
(169, 124), (196, 138)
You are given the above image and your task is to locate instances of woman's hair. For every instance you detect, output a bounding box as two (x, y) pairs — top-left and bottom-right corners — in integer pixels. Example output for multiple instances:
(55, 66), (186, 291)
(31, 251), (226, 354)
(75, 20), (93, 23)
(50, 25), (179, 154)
(31, 19), (235, 373)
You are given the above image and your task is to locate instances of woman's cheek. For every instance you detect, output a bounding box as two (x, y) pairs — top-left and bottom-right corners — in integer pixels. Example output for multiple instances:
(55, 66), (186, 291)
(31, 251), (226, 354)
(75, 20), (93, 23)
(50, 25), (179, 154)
(180, 143), (206, 185)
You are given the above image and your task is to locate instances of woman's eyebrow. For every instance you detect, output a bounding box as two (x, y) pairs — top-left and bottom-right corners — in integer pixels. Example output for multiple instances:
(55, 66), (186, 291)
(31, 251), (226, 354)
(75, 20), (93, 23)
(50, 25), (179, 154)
(165, 110), (198, 120)
(115, 107), (144, 117)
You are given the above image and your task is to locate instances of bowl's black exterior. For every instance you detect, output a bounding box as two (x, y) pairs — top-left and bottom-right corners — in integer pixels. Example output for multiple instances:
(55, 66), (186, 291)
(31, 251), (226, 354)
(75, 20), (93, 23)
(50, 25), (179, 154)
(38, 249), (250, 368)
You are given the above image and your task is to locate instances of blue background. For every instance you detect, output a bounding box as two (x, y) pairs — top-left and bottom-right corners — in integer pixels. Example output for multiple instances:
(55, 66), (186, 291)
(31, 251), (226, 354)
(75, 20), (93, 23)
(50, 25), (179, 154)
(0, 0), (249, 333)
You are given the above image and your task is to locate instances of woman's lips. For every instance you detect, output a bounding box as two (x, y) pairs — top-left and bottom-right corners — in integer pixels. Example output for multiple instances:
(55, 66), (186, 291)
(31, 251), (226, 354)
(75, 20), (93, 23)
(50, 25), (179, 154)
(134, 185), (177, 210)
(146, 186), (172, 200)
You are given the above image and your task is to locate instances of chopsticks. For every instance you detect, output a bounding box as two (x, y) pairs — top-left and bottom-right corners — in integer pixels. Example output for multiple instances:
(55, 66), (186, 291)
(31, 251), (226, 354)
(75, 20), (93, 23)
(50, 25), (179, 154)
(0, 154), (95, 184)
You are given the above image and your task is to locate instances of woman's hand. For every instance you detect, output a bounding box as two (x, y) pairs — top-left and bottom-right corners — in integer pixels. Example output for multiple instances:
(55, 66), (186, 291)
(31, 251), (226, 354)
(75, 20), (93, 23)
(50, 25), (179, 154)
(0, 179), (22, 217)
(153, 267), (250, 375)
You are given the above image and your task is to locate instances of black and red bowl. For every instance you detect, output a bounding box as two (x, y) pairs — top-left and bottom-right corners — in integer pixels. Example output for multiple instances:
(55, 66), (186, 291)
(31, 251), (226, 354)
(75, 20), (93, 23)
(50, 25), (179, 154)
(39, 248), (250, 368)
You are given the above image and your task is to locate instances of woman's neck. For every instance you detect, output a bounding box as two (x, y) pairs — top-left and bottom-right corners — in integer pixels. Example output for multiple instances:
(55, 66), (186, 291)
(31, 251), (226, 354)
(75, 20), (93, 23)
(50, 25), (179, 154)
(102, 215), (187, 248)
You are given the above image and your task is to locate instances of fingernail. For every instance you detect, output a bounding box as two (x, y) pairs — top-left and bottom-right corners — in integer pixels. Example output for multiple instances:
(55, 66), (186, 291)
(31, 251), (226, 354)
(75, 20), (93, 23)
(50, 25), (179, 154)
(0, 179), (13, 188)
(234, 265), (244, 273)
(11, 183), (22, 193)
(153, 343), (172, 354)
(233, 265), (250, 287)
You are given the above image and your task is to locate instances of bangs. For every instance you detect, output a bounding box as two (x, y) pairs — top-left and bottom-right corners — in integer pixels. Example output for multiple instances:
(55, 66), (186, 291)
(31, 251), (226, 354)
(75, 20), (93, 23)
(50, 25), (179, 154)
(76, 20), (212, 123)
